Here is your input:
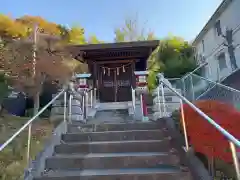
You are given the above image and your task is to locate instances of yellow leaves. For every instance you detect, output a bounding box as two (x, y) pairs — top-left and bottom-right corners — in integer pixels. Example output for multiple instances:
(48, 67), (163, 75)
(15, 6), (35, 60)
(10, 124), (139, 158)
(0, 14), (28, 39)
(17, 15), (61, 35)
(0, 14), (91, 46)
(0, 15), (62, 41)
(68, 26), (86, 45)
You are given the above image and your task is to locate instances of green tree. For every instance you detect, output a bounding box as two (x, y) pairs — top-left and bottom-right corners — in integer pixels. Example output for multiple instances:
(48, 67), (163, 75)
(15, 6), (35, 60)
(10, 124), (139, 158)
(57, 25), (70, 40)
(147, 36), (197, 90)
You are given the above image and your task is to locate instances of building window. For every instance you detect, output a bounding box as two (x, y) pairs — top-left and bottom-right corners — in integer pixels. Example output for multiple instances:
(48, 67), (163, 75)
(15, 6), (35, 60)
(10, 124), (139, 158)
(201, 40), (205, 52)
(217, 52), (227, 70)
(215, 20), (222, 36)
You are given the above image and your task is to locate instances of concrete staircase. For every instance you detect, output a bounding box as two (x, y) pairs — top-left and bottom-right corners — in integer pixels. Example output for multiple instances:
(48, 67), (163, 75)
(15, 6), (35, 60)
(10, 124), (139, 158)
(33, 122), (193, 180)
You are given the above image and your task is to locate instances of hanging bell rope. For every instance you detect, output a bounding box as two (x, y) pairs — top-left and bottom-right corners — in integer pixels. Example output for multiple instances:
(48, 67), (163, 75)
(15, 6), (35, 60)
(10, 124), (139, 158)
(122, 66), (125, 72)
(103, 67), (106, 75)
(117, 67), (119, 75)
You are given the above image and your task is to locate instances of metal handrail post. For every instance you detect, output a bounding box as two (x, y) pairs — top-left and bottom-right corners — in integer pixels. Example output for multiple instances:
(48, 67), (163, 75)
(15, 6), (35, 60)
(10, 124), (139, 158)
(157, 86), (162, 118)
(132, 87), (136, 111)
(230, 141), (240, 180)
(94, 88), (97, 106)
(63, 91), (67, 132)
(68, 94), (73, 123)
(181, 78), (186, 97)
(158, 73), (166, 115)
(179, 99), (189, 151)
(85, 91), (88, 120)
(160, 82), (167, 116)
(90, 89), (93, 108)
(26, 123), (32, 164)
(140, 93), (144, 120)
(82, 91), (86, 120)
(189, 75), (195, 100)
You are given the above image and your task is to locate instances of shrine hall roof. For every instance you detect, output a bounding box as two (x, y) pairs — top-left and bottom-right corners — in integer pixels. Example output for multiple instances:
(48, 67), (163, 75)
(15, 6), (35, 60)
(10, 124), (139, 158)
(67, 40), (159, 62)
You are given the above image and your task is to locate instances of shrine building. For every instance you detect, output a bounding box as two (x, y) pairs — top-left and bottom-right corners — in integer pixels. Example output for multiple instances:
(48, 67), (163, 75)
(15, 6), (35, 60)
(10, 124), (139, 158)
(68, 40), (159, 102)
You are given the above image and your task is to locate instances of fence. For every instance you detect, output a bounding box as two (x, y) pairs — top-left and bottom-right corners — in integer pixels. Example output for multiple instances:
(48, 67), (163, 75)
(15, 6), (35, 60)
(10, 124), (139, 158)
(176, 71), (240, 110)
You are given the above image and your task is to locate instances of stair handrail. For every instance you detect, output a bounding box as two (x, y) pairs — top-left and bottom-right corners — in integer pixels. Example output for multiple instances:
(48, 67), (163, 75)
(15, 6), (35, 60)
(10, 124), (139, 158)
(181, 62), (208, 80)
(0, 88), (68, 168)
(166, 62), (208, 98)
(159, 79), (240, 179)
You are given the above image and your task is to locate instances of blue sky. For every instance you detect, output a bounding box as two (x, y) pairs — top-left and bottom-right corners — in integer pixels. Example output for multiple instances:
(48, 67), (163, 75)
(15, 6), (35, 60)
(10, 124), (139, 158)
(1, 0), (222, 42)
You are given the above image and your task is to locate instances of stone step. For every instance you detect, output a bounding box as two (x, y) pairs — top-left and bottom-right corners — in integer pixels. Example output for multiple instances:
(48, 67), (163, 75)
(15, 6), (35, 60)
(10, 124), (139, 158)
(152, 88), (182, 97)
(61, 130), (166, 142)
(97, 102), (130, 110)
(45, 152), (180, 170)
(67, 122), (159, 133)
(54, 139), (171, 154)
(34, 168), (192, 180)
(152, 103), (180, 112)
(153, 96), (180, 104)
(153, 112), (171, 121)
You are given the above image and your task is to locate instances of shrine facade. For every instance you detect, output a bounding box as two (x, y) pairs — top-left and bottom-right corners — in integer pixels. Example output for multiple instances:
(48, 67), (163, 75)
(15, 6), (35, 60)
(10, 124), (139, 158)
(68, 40), (159, 102)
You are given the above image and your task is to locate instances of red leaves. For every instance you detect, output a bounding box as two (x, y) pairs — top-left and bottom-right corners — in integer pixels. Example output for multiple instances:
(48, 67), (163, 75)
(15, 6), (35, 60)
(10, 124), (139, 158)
(181, 100), (240, 163)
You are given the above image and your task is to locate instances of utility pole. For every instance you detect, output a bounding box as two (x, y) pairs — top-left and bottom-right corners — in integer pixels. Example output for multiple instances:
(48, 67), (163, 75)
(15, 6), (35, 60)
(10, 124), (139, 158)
(33, 24), (38, 77)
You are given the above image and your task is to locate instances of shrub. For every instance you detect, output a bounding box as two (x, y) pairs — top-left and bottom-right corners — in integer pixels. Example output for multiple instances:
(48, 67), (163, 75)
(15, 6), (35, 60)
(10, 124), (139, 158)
(181, 100), (240, 163)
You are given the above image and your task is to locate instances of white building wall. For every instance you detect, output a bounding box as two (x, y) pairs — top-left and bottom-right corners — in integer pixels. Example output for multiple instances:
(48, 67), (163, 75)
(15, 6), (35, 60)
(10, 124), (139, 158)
(194, 0), (240, 82)
(192, 0), (240, 97)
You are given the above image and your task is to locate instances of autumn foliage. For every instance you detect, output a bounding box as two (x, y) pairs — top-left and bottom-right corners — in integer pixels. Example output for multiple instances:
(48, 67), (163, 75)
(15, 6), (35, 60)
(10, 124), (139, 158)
(0, 14), (86, 114)
(181, 100), (240, 163)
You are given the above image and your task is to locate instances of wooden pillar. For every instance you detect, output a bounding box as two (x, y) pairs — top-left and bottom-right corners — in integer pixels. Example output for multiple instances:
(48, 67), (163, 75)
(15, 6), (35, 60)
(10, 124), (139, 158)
(93, 62), (97, 89)
(97, 63), (101, 98)
(132, 60), (136, 88)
